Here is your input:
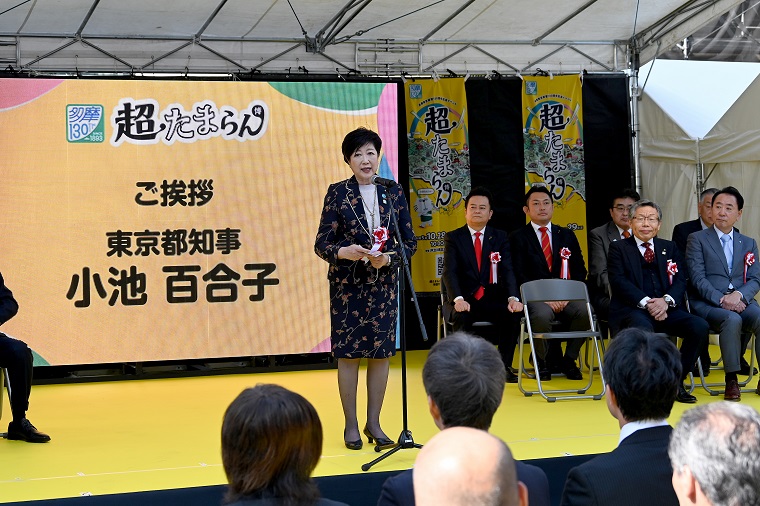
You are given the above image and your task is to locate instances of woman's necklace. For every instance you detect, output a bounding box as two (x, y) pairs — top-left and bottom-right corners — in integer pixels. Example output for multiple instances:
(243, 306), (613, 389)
(362, 189), (378, 230)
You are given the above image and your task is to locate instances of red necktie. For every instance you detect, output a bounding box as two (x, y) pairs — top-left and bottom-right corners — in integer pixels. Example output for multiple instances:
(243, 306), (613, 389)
(644, 242), (654, 263)
(539, 226), (552, 271)
(474, 231), (485, 300)
(623, 230), (631, 239)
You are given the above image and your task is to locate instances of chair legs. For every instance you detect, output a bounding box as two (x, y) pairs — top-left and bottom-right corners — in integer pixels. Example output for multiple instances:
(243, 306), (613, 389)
(517, 323), (606, 402)
(696, 335), (757, 396)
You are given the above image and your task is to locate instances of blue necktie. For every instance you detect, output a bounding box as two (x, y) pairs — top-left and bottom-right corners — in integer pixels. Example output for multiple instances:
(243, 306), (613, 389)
(721, 235), (733, 275)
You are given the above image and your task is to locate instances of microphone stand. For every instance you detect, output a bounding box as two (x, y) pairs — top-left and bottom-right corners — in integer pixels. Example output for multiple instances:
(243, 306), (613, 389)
(362, 181), (427, 472)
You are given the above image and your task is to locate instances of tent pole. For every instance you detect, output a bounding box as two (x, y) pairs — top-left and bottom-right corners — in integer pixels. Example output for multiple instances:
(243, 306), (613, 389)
(695, 139), (704, 197)
(629, 46), (642, 195)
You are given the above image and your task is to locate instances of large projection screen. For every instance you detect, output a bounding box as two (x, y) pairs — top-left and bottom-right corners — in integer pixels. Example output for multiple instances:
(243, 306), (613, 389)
(0, 79), (399, 365)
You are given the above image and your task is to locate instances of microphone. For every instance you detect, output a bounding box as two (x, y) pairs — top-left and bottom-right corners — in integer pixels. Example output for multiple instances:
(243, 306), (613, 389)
(370, 175), (397, 188)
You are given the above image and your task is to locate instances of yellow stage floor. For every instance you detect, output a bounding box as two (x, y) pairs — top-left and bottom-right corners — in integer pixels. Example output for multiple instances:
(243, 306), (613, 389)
(1, 347), (759, 503)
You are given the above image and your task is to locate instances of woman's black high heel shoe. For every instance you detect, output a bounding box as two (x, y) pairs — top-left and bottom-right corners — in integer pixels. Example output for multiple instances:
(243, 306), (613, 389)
(344, 429), (363, 450)
(363, 425), (394, 449)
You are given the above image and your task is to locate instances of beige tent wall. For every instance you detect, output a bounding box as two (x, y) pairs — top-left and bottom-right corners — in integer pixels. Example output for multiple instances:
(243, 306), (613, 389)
(640, 70), (760, 241)
(640, 160), (699, 240)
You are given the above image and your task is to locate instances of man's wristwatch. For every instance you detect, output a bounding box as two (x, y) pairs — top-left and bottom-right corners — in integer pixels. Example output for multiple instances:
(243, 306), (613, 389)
(663, 294), (676, 308)
(508, 296), (520, 303)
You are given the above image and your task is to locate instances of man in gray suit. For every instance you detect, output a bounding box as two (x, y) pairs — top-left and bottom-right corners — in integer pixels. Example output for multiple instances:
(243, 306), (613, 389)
(587, 188), (640, 321)
(686, 186), (760, 401)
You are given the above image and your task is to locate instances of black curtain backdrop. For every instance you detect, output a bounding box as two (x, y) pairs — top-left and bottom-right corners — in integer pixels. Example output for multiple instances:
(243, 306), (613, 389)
(404, 75), (634, 350)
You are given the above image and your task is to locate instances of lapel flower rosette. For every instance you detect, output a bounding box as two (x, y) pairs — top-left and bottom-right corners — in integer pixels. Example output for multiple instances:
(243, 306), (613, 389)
(745, 252), (755, 283)
(560, 247), (571, 280)
(666, 259), (678, 285)
(489, 251), (501, 283)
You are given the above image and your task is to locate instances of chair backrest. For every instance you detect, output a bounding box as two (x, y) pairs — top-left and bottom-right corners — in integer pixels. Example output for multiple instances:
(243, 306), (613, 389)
(520, 279), (590, 304)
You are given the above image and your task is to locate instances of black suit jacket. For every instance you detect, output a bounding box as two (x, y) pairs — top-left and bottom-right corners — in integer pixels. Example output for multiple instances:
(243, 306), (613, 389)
(0, 272), (19, 326)
(377, 460), (551, 506)
(560, 425), (678, 506)
(441, 224), (518, 322)
(510, 223), (587, 286)
(608, 236), (687, 329)
(672, 218), (702, 257)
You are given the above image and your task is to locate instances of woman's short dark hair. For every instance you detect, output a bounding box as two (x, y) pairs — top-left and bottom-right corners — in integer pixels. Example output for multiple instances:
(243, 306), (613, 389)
(222, 384), (322, 505)
(341, 127), (382, 163)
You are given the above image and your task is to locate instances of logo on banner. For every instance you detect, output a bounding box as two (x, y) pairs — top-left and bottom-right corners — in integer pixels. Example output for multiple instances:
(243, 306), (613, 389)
(409, 84), (422, 99)
(66, 105), (105, 143)
(525, 81), (538, 95)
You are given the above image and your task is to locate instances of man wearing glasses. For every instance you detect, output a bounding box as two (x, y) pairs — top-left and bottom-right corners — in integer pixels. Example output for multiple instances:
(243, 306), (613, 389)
(588, 189), (640, 323)
(607, 199), (709, 403)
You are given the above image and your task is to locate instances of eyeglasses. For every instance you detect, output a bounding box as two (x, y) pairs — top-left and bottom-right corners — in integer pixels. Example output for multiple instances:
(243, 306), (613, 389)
(613, 205), (633, 212)
(633, 216), (660, 224)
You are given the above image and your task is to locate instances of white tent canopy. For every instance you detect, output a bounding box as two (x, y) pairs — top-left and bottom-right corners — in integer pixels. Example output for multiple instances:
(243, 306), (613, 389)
(638, 59), (760, 238)
(0, 0), (745, 76)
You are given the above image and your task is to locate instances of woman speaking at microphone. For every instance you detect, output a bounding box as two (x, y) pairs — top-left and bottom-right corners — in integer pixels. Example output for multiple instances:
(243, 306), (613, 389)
(314, 127), (416, 451)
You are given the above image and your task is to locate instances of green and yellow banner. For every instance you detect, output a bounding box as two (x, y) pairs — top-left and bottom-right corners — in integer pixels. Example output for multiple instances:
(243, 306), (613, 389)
(522, 75), (587, 252)
(405, 77), (470, 293)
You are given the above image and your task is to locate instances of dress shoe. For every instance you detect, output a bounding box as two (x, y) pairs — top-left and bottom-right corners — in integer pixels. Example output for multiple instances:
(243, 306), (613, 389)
(548, 361), (564, 375)
(537, 367), (551, 382)
(7, 419), (50, 443)
(739, 357), (758, 376)
(724, 379), (741, 401)
(676, 384), (697, 404)
(506, 368), (518, 384)
(562, 359), (584, 381)
(363, 426), (394, 449)
(343, 429), (362, 451)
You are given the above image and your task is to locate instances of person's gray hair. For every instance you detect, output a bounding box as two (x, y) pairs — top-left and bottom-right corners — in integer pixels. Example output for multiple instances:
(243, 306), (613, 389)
(422, 332), (506, 430)
(669, 402), (760, 506)
(700, 187), (719, 200)
(629, 199), (662, 221)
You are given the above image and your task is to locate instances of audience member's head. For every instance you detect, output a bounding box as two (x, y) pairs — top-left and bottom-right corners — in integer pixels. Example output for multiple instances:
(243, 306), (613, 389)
(698, 187), (719, 226)
(222, 384), (323, 505)
(603, 328), (681, 424)
(609, 188), (641, 230)
(413, 427), (527, 506)
(669, 402), (760, 506)
(422, 332), (506, 430)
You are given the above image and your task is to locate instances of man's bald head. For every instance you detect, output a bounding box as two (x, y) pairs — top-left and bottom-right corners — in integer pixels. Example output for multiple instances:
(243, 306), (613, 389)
(413, 427), (524, 506)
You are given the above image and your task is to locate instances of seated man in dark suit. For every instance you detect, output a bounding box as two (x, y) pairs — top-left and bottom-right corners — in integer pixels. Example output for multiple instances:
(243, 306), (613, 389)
(587, 188), (640, 323)
(672, 187), (718, 256)
(0, 271), (50, 443)
(608, 199), (709, 403)
(510, 185), (589, 381)
(670, 402), (760, 506)
(560, 328), (682, 506)
(672, 187), (719, 375)
(441, 187), (523, 381)
(686, 186), (760, 401)
(377, 332), (550, 506)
